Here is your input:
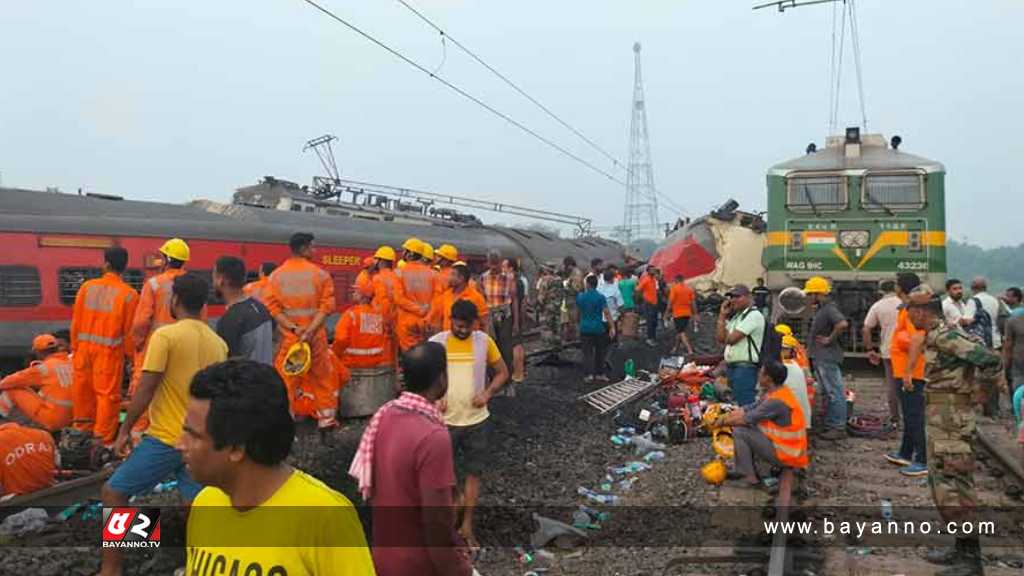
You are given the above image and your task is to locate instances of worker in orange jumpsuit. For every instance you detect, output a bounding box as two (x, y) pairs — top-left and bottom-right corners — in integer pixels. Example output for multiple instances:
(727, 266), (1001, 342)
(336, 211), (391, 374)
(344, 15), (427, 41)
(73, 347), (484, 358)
(127, 238), (191, 440)
(243, 261), (277, 304)
(265, 232), (339, 429)
(394, 237), (440, 352)
(355, 256), (376, 289)
(0, 422), (57, 497)
(333, 276), (391, 386)
(371, 247), (398, 317)
(70, 246), (138, 444)
(434, 262), (489, 332)
(0, 335), (74, 431)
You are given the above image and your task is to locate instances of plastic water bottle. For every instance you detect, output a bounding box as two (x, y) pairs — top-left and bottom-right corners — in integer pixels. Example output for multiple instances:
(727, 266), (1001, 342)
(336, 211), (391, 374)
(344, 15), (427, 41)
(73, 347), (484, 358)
(619, 476), (639, 492)
(616, 426), (637, 436)
(579, 505), (609, 522)
(643, 450), (666, 463)
(630, 432), (666, 455)
(625, 359), (636, 377)
(880, 499), (893, 520)
(577, 486), (619, 505)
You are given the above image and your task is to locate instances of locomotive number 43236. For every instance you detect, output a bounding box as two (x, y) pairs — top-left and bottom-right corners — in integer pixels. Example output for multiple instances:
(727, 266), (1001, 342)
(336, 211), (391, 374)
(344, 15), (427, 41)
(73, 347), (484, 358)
(896, 261), (929, 271)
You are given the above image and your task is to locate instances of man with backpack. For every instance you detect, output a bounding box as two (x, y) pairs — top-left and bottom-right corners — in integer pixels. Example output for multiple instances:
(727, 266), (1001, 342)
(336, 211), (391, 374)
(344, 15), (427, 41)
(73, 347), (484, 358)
(717, 285), (767, 406)
(804, 276), (850, 440)
(963, 276), (1008, 416)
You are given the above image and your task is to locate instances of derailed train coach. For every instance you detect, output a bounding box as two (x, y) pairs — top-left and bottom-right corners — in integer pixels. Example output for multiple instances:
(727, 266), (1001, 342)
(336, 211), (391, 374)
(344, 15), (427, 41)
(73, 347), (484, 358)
(0, 186), (623, 358)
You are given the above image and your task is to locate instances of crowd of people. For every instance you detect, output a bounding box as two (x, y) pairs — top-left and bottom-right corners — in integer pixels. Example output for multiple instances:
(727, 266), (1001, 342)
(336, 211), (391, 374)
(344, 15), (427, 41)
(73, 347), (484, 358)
(3, 232), (1024, 576)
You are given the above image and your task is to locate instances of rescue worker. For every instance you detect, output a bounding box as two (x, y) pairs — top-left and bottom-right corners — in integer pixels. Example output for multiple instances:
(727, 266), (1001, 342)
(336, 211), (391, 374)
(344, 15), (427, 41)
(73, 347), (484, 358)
(435, 244), (459, 287)
(906, 287), (1003, 576)
(562, 257), (584, 342)
(355, 256), (376, 289)
(0, 422), (57, 497)
(435, 262), (488, 332)
(333, 276), (392, 389)
(70, 246), (138, 444)
(371, 246), (399, 318)
(243, 261), (277, 304)
(128, 238), (191, 440)
(775, 324), (811, 371)
(718, 360), (808, 488)
(0, 335), (74, 431)
(394, 237), (438, 352)
(536, 261), (565, 358)
(265, 232), (339, 430)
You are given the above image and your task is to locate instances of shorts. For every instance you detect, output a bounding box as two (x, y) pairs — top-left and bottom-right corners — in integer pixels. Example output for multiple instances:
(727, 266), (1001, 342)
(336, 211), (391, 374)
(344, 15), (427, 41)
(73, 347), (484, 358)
(449, 419), (492, 477)
(673, 316), (691, 333)
(107, 435), (202, 501)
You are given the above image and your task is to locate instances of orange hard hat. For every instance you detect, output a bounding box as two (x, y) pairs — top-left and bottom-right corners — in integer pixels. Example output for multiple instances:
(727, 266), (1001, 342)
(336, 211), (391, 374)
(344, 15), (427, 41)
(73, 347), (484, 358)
(354, 275), (375, 297)
(32, 334), (58, 352)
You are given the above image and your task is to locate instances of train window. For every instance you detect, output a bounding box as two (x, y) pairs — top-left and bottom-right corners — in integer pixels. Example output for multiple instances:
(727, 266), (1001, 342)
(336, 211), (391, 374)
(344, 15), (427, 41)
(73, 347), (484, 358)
(58, 267), (102, 305)
(862, 174), (925, 212)
(290, 204), (302, 212)
(190, 270), (224, 305)
(786, 175), (847, 213)
(0, 266), (41, 307)
(123, 269), (145, 293)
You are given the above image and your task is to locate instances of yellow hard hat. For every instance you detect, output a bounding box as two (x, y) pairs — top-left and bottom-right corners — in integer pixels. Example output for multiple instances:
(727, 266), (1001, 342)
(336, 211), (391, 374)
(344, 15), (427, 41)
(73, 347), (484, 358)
(782, 335), (800, 349)
(402, 237), (424, 257)
(159, 238), (190, 262)
(374, 246), (396, 262)
(701, 459), (727, 485)
(775, 324), (793, 337)
(803, 276), (831, 295)
(421, 242), (434, 261)
(436, 244), (458, 262)
(282, 342), (311, 377)
(712, 431), (735, 459)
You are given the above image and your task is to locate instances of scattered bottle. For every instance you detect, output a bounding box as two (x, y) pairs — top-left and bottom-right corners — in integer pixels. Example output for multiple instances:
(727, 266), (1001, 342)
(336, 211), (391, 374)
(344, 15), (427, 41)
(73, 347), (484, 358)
(630, 432), (666, 455)
(610, 461), (651, 475)
(616, 426), (637, 436)
(624, 359), (636, 377)
(618, 476), (639, 492)
(880, 499), (893, 520)
(577, 486), (620, 505)
(643, 450), (666, 463)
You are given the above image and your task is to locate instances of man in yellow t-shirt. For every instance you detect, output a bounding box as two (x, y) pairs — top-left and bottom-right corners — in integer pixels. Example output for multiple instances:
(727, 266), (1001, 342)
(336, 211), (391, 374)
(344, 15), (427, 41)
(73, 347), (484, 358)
(428, 299), (509, 551)
(181, 360), (375, 575)
(102, 273), (228, 576)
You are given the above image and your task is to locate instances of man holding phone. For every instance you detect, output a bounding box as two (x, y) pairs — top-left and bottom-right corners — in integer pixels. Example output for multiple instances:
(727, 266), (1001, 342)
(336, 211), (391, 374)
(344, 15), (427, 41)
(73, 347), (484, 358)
(717, 285), (765, 406)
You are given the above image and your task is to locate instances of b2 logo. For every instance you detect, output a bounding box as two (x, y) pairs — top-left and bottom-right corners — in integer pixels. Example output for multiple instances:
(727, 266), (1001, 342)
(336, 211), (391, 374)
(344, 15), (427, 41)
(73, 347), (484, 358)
(102, 507), (161, 548)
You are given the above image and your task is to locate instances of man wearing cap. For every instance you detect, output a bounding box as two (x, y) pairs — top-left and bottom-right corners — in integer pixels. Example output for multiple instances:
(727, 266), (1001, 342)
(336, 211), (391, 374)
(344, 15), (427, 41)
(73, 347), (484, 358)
(0, 334), (74, 431)
(906, 287), (1002, 576)
(334, 276), (392, 393)
(395, 238), (440, 352)
(804, 276), (849, 440)
(717, 284), (765, 407)
(781, 335), (812, 429)
(863, 279), (903, 428)
(128, 237), (193, 440)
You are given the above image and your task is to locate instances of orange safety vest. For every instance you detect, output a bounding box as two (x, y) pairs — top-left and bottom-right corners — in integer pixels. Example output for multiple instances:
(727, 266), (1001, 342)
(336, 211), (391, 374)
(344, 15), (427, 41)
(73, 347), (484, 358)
(395, 261), (437, 316)
(70, 272), (138, 356)
(243, 277), (271, 305)
(265, 257), (336, 331)
(131, 268), (187, 351)
(372, 268), (399, 317)
(332, 303), (389, 368)
(891, 308), (925, 380)
(0, 423), (56, 495)
(757, 386), (809, 469)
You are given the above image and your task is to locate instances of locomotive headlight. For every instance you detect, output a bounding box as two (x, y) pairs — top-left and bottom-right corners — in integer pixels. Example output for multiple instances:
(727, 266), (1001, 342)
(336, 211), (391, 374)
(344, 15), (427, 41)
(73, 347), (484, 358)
(839, 230), (870, 249)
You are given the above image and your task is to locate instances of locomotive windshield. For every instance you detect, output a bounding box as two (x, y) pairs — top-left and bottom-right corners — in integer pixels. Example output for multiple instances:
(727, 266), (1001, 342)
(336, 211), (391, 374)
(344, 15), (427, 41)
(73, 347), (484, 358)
(785, 175), (847, 213)
(861, 173), (925, 212)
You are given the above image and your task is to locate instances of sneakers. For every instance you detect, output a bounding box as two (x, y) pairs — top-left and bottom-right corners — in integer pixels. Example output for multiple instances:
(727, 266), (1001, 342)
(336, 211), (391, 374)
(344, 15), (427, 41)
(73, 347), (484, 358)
(885, 452), (911, 466)
(900, 462), (928, 477)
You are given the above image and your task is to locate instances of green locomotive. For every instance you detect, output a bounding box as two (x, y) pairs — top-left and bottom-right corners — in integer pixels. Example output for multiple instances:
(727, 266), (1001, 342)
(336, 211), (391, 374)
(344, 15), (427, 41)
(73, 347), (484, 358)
(764, 128), (947, 353)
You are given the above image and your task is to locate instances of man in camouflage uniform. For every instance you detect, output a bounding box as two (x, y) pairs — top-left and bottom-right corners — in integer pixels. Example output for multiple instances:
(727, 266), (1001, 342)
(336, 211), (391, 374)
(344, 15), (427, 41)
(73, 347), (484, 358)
(907, 287), (1003, 576)
(536, 262), (565, 358)
(562, 256), (584, 342)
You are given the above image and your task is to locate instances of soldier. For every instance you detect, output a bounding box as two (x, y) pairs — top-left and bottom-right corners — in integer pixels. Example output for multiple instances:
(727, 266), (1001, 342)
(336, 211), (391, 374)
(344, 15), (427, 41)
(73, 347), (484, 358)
(537, 261), (565, 360)
(562, 257), (584, 342)
(906, 286), (1003, 576)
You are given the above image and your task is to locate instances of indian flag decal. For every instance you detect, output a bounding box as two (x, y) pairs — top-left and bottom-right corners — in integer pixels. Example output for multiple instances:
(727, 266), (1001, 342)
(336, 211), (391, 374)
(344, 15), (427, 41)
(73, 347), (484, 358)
(805, 231), (836, 250)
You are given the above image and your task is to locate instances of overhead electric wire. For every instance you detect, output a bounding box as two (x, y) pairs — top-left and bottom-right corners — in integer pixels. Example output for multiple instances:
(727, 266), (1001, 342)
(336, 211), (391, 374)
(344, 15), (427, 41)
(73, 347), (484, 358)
(393, 0), (691, 219)
(296, 0), (626, 187)
(848, 0), (869, 130)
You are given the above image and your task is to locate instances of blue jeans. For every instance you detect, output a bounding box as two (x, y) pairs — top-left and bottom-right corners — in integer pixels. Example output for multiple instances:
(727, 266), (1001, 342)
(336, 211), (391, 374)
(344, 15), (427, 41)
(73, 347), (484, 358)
(815, 360), (847, 429)
(728, 364), (759, 407)
(107, 435), (202, 501)
(897, 380), (926, 464)
(644, 303), (659, 341)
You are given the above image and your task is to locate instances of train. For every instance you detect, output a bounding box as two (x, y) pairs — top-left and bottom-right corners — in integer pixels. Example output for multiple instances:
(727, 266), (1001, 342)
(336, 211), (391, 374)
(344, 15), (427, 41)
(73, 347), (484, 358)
(651, 128), (947, 354)
(0, 184), (623, 358)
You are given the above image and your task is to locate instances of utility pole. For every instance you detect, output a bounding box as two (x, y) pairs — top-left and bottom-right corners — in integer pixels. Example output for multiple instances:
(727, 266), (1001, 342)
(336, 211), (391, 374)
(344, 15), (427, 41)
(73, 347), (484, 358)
(622, 42), (660, 244)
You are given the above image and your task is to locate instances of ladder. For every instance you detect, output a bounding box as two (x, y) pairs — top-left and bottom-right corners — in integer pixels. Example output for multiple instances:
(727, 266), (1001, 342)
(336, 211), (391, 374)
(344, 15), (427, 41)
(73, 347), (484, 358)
(579, 376), (660, 415)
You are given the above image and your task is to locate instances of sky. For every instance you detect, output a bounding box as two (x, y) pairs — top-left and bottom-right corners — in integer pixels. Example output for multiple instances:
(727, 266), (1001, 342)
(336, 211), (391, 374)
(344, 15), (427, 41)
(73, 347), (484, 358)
(2, 1), (1021, 247)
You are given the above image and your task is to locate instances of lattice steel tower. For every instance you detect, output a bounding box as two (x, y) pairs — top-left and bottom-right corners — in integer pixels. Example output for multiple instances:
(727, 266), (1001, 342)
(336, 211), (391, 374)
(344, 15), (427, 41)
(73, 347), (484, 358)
(622, 42), (659, 242)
